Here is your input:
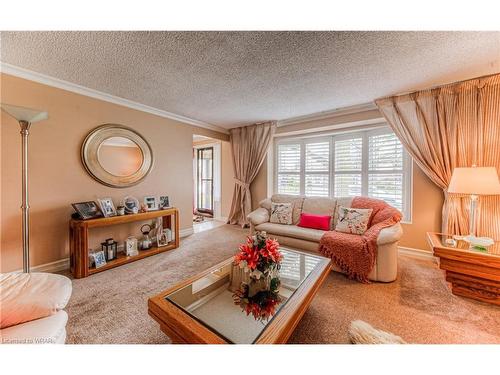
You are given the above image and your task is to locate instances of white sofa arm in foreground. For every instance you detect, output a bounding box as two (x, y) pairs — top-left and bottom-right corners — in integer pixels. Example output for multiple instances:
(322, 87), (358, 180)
(0, 272), (72, 344)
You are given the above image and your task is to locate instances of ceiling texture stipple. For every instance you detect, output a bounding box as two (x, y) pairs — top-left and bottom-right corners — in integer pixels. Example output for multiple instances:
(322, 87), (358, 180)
(1, 31), (499, 129)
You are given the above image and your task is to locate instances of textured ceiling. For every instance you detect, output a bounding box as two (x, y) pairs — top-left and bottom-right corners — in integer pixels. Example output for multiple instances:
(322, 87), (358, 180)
(1, 31), (500, 129)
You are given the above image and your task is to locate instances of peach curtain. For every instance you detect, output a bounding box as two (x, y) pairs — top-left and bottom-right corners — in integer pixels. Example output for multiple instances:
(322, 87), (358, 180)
(375, 73), (500, 240)
(227, 122), (276, 227)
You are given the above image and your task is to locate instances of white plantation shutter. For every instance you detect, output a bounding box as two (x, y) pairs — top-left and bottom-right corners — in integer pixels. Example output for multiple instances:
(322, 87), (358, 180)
(305, 141), (329, 197)
(369, 133), (403, 170)
(274, 127), (411, 221)
(277, 143), (301, 194)
(368, 132), (405, 211)
(334, 137), (362, 196)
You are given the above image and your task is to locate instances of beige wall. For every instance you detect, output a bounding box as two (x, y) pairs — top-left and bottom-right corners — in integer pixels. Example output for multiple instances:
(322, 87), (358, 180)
(220, 141), (234, 218)
(0, 73), (228, 272)
(400, 162), (443, 250)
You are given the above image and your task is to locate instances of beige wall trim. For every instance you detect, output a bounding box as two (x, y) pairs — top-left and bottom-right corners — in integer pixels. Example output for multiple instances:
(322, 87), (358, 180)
(179, 226), (194, 237)
(398, 246), (436, 261)
(31, 258), (70, 274)
(0, 62), (229, 135)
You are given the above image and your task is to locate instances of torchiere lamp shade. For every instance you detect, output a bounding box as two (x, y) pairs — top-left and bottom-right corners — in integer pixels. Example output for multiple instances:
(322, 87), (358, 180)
(1, 103), (48, 123)
(448, 167), (500, 196)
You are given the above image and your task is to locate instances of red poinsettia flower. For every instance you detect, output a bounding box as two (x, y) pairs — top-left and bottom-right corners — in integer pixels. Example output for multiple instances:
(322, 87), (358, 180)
(260, 238), (282, 263)
(234, 237), (261, 270)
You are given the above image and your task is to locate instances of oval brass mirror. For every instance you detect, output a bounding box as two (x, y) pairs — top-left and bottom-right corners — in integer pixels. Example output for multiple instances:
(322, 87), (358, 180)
(81, 124), (153, 188)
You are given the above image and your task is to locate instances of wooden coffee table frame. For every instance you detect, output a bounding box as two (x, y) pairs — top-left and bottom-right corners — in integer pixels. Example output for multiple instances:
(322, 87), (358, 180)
(148, 252), (331, 344)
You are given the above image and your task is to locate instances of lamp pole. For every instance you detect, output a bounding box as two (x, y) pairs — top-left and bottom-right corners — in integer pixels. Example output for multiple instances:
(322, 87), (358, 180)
(20, 120), (31, 273)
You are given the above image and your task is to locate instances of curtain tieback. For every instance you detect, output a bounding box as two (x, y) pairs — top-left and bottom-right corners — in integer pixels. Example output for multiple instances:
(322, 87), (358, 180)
(235, 179), (250, 189)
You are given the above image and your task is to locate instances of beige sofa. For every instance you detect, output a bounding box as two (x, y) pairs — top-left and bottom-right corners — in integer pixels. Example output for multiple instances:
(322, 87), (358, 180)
(247, 194), (403, 282)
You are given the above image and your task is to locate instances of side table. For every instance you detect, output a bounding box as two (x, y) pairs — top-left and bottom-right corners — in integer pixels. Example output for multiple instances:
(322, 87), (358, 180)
(427, 232), (500, 306)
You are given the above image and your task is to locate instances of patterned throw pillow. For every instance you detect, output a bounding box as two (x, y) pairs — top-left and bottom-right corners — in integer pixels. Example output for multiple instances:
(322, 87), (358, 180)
(270, 203), (293, 225)
(335, 206), (373, 235)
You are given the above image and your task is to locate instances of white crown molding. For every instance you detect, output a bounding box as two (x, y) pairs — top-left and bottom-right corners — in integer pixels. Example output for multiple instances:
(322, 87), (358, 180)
(277, 102), (379, 128)
(0, 62), (229, 135)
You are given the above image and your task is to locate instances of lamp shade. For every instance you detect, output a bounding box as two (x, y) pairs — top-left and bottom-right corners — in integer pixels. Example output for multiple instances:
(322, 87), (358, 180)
(1, 103), (48, 123)
(448, 167), (500, 195)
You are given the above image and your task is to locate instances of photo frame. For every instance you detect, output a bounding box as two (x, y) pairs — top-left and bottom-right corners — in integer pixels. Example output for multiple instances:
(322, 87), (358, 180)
(123, 196), (140, 214)
(159, 195), (170, 209)
(98, 197), (117, 217)
(91, 250), (107, 268)
(144, 196), (158, 211)
(157, 231), (169, 247)
(71, 201), (104, 220)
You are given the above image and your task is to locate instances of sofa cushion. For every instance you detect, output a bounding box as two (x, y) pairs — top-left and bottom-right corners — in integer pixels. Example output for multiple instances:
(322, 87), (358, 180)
(270, 202), (292, 225)
(255, 222), (325, 242)
(333, 197), (354, 226)
(335, 206), (372, 235)
(0, 310), (68, 344)
(302, 197), (337, 229)
(0, 272), (72, 329)
(298, 212), (331, 231)
(271, 194), (305, 224)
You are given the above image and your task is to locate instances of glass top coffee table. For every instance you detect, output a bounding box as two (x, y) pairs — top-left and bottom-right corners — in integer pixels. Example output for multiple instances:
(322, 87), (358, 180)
(148, 248), (331, 344)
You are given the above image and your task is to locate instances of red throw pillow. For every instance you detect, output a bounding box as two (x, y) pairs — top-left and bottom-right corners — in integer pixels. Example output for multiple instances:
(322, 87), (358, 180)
(298, 212), (331, 231)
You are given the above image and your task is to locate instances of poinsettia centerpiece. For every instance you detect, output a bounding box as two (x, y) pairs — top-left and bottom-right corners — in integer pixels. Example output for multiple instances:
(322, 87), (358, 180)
(232, 231), (283, 321)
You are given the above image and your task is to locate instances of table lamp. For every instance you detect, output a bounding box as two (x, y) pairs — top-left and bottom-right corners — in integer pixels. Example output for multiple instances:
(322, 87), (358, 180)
(1, 103), (49, 272)
(448, 166), (500, 244)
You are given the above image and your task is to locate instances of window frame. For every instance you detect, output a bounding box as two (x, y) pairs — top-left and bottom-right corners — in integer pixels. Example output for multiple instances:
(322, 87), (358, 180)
(273, 126), (413, 223)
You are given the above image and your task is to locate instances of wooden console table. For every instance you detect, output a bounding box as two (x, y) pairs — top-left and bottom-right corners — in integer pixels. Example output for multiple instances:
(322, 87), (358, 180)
(427, 232), (500, 306)
(70, 208), (179, 278)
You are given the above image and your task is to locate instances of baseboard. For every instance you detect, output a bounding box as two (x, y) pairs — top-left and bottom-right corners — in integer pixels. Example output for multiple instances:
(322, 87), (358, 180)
(12, 258), (70, 274)
(179, 227), (194, 237)
(13, 227), (194, 274)
(398, 246), (436, 261)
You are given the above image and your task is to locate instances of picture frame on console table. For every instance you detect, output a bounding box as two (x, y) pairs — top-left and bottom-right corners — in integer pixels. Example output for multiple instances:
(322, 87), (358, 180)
(72, 201), (104, 220)
(144, 196), (158, 211)
(159, 195), (170, 209)
(98, 197), (117, 217)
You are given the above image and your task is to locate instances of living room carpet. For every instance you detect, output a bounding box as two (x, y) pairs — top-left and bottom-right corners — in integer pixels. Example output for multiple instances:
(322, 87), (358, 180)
(64, 224), (500, 344)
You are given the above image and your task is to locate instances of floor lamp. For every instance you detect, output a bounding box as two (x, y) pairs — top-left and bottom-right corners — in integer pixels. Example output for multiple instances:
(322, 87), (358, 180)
(1, 103), (48, 273)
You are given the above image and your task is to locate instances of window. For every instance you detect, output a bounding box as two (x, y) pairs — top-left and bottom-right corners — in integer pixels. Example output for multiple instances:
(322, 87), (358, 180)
(274, 127), (412, 221)
(334, 136), (362, 197)
(305, 141), (330, 197)
(276, 143), (301, 195)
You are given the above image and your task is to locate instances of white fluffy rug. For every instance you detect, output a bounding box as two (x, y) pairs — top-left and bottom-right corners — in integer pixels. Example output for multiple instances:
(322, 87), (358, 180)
(348, 320), (407, 344)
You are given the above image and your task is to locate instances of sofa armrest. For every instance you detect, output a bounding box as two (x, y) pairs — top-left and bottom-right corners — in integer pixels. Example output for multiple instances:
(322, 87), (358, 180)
(247, 207), (270, 226)
(0, 273), (72, 329)
(377, 223), (403, 246)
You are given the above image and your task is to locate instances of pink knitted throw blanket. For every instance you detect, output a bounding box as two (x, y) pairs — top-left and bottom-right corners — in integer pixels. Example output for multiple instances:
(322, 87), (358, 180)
(319, 197), (402, 283)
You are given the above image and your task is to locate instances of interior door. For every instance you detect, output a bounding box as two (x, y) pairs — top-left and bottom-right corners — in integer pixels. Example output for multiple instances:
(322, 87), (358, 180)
(196, 147), (214, 215)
